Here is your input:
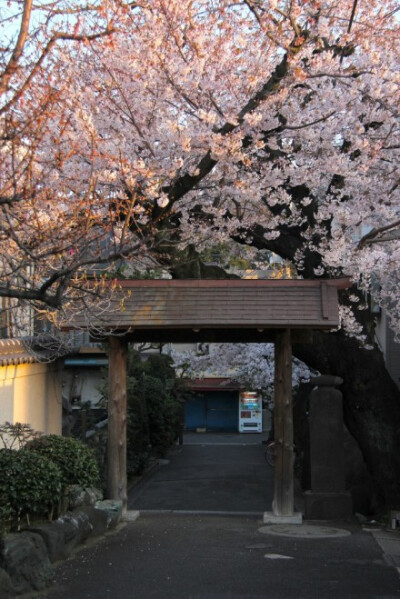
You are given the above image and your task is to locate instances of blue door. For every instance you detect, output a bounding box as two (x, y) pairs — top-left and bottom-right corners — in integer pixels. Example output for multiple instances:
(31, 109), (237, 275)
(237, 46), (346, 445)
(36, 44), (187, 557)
(185, 391), (238, 431)
(185, 396), (206, 430)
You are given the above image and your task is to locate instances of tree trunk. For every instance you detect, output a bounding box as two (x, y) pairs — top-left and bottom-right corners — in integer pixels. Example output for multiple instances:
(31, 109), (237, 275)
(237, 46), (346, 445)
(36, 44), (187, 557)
(107, 336), (128, 512)
(295, 330), (400, 510)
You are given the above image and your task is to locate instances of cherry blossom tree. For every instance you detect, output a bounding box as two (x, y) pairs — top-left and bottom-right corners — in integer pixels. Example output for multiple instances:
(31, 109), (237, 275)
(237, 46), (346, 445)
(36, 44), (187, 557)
(169, 342), (314, 405)
(2, 1), (399, 328)
(0, 0), (136, 328)
(57, 0), (400, 339)
(77, 0), (398, 509)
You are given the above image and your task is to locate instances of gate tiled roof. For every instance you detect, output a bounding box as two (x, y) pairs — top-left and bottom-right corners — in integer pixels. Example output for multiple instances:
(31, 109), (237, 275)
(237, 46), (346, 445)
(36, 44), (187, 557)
(62, 278), (348, 342)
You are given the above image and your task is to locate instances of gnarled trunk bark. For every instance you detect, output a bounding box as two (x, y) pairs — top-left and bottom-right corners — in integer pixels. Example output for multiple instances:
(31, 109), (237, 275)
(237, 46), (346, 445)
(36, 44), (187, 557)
(295, 330), (400, 510)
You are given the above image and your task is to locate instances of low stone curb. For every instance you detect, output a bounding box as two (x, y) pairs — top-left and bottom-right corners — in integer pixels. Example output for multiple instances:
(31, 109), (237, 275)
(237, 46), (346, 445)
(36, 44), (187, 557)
(368, 527), (400, 568)
(0, 493), (123, 598)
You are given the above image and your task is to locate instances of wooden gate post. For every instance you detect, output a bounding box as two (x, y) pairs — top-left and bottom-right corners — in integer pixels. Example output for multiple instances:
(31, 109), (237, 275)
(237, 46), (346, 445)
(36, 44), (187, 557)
(107, 336), (128, 512)
(264, 328), (302, 523)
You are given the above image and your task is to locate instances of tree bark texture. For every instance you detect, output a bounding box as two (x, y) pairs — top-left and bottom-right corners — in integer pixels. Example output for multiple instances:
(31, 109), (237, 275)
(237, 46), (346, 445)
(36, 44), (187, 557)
(273, 328), (294, 516)
(107, 336), (128, 512)
(295, 330), (400, 509)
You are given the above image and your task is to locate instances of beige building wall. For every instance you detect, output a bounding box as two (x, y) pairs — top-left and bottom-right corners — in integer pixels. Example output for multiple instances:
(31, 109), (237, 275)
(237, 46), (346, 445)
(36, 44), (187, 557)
(0, 361), (62, 437)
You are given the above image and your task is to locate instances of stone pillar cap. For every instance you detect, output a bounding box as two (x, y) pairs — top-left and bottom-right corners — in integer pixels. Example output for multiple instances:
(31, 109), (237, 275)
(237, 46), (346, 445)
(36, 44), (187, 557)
(310, 375), (344, 387)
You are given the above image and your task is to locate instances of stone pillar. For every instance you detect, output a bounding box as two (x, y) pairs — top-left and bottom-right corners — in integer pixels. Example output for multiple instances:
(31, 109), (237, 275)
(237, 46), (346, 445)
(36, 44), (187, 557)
(304, 375), (352, 519)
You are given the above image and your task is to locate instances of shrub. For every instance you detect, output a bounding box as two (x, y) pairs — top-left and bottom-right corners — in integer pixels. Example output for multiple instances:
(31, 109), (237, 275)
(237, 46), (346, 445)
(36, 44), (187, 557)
(99, 350), (183, 477)
(0, 494), (11, 537)
(127, 374), (181, 466)
(0, 421), (42, 450)
(144, 376), (181, 456)
(0, 448), (63, 530)
(27, 435), (100, 489)
(126, 377), (151, 476)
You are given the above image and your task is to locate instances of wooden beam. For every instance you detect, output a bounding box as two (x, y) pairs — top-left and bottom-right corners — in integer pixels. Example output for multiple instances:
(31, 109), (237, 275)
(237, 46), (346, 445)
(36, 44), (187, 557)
(320, 282), (329, 320)
(107, 336), (128, 512)
(273, 328), (294, 516)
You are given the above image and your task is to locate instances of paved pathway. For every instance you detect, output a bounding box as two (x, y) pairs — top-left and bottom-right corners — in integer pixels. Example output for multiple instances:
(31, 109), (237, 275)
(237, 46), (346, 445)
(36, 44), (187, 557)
(42, 433), (400, 599)
(43, 514), (400, 599)
(128, 433), (273, 515)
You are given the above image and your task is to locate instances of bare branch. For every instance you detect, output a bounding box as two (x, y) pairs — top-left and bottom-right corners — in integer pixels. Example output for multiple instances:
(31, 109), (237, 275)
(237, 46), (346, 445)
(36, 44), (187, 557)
(0, 25), (115, 115)
(0, 0), (33, 97)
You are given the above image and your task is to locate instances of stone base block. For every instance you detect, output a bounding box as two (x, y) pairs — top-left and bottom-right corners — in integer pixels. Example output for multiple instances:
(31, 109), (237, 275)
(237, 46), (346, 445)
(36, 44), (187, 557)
(95, 500), (123, 529)
(304, 491), (352, 520)
(0, 567), (15, 599)
(390, 510), (400, 530)
(123, 510), (140, 522)
(263, 511), (303, 524)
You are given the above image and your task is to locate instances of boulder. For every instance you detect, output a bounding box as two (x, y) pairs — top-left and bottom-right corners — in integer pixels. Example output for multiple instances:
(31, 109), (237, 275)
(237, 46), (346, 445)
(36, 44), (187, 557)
(73, 506), (109, 537)
(28, 511), (92, 562)
(56, 512), (93, 549)
(66, 486), (103, 510)
(27, 522), (69, 563)
(0, 532), (54, 594)
(0, 567), (15, 598)
(94, 500), (123, 530)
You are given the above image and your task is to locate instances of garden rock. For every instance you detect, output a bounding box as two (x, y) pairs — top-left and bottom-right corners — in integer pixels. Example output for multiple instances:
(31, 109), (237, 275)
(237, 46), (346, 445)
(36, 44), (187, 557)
(27, 511), (91, 563)
(0, 498), (124, 596)
(73, 506), (109, 537)
(94, 500), (123, 529)
(0, 567), (15, 598)
(0, 532), (54, 594)
(56, 512), (93, 549)
(26, 522), (68, 563)
(67, 485), (103, 510)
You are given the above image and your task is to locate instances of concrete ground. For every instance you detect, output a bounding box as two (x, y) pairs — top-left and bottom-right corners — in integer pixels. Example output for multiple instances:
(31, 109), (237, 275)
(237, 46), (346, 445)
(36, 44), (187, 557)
(42, 432), (400, 599)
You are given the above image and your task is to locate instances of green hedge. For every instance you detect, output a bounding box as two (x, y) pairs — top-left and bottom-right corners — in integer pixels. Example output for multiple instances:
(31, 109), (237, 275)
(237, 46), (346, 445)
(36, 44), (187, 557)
(27, 435), (100, 488)
(0, 448), (63, 530)
(126, 352), (183, 476)
(0, 431), (101, 534)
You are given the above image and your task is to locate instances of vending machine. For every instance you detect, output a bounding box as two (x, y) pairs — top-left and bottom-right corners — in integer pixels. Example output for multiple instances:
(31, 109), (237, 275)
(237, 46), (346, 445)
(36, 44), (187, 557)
(238, 391), (262, 433)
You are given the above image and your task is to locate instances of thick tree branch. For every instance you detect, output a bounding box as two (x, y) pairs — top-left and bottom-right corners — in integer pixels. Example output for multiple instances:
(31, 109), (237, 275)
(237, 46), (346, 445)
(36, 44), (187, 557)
(0, 0), (33, 97)
(159, 51), (291, 209)
(0, 285), (62, 308)
(358, 219), (400, 247)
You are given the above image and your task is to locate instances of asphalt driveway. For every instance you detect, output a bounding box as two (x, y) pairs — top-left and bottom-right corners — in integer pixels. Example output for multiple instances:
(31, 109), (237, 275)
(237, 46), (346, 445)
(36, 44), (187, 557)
(127, 432), (273, 515)
(44, 513), (400, 599)
(43, 432), (400, 599)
